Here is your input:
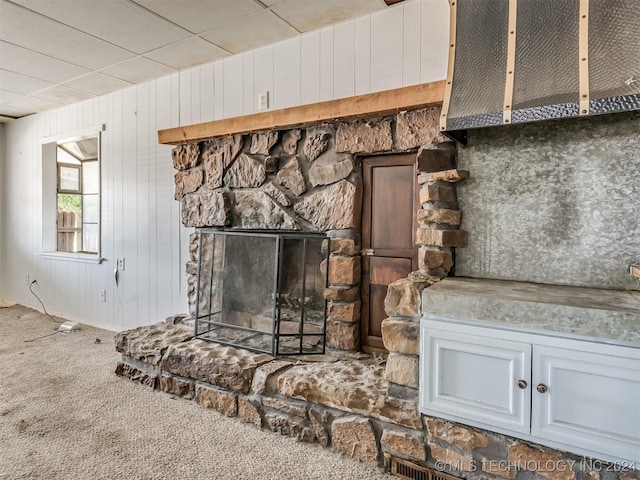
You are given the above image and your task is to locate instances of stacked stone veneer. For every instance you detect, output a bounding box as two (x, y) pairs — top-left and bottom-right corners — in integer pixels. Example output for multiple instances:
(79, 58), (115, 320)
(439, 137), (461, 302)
(381, 140), (468, 402)
(172, 107), (450, 351)
(115, 323), (639, 480)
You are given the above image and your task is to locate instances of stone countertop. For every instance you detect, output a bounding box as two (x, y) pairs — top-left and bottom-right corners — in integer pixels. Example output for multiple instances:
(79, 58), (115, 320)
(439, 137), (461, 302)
(421, 277), (640, 348)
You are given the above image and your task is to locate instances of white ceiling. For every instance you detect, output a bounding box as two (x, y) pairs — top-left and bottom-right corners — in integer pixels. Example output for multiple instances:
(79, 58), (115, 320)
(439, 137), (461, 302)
(0, 0), (396, 122)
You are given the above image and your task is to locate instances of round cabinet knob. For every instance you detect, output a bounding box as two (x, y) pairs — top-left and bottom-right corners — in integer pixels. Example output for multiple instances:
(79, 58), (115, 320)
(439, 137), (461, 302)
(537, 383), (548, 393)
(517, 380), (527, 389)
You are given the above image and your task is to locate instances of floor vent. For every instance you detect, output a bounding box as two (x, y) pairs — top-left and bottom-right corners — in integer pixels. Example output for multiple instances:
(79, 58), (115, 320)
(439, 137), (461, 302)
(388, 456), (462, 480)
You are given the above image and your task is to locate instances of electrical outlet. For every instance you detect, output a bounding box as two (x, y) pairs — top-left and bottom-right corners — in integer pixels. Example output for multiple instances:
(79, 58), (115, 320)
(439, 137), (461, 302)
(100, 290), (107, 302)
(25, 274), (29, 285)
(117, 258), (125, 271)
(258, 91), (269, 111)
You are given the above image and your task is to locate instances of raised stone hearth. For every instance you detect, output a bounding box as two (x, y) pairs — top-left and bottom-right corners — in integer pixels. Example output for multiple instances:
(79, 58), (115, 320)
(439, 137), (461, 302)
(115, 322), (639, 479)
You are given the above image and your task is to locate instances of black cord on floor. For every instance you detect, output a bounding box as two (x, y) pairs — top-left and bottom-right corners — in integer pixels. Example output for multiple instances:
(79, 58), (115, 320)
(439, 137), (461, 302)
(28, 281), (58, 324)
(24, 331), (60, 343)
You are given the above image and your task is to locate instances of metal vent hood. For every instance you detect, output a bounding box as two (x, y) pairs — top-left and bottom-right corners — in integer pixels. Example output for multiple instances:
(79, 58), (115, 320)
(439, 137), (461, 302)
(440, 0), (640, 139)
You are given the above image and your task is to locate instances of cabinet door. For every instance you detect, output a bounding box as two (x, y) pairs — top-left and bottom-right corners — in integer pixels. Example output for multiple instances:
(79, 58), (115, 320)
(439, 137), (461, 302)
(420, 323), (532, 434)
(532, 344), (640, 464)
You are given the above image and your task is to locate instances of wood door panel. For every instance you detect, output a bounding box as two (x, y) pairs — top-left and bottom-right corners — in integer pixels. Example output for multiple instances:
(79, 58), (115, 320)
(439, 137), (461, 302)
(368, 285), (389, 338)
(361, 153), (418, 351)
(369, 257), (412, 285)
(371, 165), (415, 250)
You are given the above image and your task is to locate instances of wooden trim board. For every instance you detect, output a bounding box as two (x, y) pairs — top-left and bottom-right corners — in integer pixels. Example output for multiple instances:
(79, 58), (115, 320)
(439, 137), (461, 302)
(158, 81), (445, 145)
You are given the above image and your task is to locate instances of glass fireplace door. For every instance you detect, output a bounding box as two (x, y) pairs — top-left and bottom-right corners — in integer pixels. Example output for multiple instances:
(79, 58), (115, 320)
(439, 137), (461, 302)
(195, 230), (328, 356)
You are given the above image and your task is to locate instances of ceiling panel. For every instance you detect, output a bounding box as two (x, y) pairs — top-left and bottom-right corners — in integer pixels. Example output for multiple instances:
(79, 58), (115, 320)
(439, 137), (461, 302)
(11, 0), (192, 54)
(63, 73), (133, 96)
(0, 41), (91, 84)
(0, 0), (397, 120)
(272, 0), (385, 32)
(4, 95), (63, 116)
(100, 57), (177, 84)
(200, 10), (298, 54)
(145, 37), (229, 70)
(32, 85), (95, 104)
(0, 69), (54, 95)
(0, 89), (23, 104)
(133, 0), (263, 34)
(0, 1), (134, 69)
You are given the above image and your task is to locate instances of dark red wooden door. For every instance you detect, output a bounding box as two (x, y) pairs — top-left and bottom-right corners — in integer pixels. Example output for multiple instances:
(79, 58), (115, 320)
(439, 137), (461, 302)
(361, 154), (418, 351)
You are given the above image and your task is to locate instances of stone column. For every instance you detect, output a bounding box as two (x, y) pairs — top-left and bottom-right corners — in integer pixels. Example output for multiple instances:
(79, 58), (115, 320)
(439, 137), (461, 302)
(382, 272), (436, 399)
(415, 141), (467, 277)
(323, 231), (362, 351)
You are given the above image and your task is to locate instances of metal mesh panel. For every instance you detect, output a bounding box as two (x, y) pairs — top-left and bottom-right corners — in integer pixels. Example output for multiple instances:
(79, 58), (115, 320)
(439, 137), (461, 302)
(591, 94), (640, 115)
(446, 0), (509, 129)
(512, 0), (579, 112)
(512, 103), (579, 124)
(589, 0), (640, 114)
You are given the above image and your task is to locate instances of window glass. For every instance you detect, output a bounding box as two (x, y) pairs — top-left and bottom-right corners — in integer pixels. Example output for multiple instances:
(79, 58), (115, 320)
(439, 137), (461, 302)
(82, 194), (99, 223)
(82, 161), (99, 194)
(82, 224), (99, 254)
(59, 165), (81, 192)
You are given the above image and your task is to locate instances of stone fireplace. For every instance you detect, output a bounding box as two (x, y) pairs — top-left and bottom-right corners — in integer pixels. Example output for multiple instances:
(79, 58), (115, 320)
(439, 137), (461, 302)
(172, 106), (457, 352)
(115, 96), (639, 478)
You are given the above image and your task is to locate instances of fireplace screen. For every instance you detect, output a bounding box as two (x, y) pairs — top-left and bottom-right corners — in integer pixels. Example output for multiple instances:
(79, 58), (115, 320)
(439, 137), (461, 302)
(194, 230), (329, 356)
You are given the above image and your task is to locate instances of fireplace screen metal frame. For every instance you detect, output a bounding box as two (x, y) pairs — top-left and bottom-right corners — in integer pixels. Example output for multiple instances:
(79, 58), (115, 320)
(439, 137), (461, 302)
(194, 229), (329, 356)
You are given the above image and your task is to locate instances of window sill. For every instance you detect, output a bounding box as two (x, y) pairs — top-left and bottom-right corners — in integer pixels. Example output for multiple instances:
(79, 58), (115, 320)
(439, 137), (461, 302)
(39, 252), (104, 264)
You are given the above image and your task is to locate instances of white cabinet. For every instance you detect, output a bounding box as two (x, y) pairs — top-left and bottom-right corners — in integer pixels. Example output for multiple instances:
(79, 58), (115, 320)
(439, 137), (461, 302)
(421, 328), (531, 434)
(420, 318), (640, 466)
(531, 345), (640, 464)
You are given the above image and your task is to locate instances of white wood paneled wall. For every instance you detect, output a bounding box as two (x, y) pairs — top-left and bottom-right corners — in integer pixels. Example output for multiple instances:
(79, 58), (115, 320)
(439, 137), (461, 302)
(0, 0), (448, 331)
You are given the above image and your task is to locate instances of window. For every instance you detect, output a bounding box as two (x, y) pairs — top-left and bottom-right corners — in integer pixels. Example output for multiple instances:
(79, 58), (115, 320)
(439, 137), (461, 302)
(40, 126), (103, 261)
(56, 138), (99, 253)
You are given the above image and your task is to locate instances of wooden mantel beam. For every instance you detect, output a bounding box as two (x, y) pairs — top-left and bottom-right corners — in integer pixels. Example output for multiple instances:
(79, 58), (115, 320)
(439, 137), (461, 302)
(158, 80), (445, 145)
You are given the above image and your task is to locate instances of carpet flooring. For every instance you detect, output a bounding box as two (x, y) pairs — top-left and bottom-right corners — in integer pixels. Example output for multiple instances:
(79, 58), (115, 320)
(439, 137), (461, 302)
(0, 304), (392, 480)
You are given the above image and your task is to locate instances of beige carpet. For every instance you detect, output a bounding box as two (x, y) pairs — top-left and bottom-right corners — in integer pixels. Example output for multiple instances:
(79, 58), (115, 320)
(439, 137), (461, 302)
(0, 304), (392, 480)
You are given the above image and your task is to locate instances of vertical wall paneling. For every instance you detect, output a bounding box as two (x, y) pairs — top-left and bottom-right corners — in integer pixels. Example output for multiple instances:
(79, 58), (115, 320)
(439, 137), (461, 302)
(214, 61), (224, 120)
(122, 87), (138, 329)
(190, 66), (202, 125)
(300, 31), (320, 105)
(333, 21), (356, 99)
(370, 6), (404, 92)
(155, 75), (174, 322)
(200, 63), (215, 122)
(355, 15), (372, 96)
(253, 46), (274, 112)
(243, 51), (255, 115)
(136, 84), (151, 327)
(168, 74), (183, 314)
(179, 70), (192, 126)
(273, 37), (301, 110)
(113, 89), (125, 328)
(403, 0), (422, 86)
(104, 92), (116, 327)
(421, 0), (449, 83)
(319, 26), (334, 101)
(223, 55), (245, 118)
(147, 81), (158, 323)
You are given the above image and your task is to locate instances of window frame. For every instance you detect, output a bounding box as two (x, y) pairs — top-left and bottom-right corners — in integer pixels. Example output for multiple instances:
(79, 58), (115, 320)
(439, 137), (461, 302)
(39, 125), (104, 263)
